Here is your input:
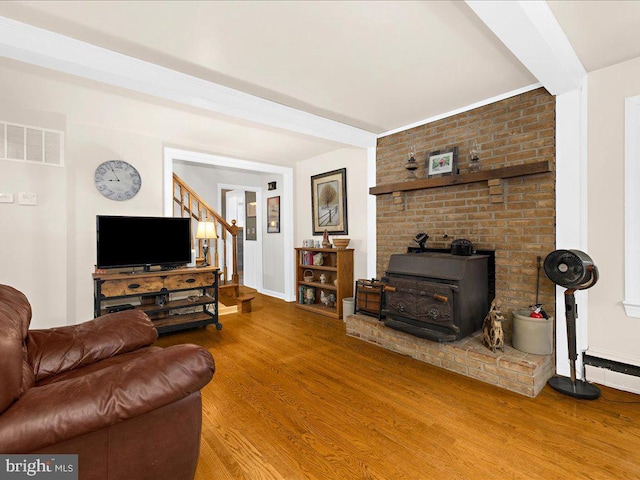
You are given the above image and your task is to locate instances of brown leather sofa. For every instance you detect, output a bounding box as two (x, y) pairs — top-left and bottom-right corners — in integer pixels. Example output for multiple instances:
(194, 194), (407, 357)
(0, 284), (215, 480)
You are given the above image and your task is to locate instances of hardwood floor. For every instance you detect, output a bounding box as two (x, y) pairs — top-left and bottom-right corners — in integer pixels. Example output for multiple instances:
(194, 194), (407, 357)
(156, 293), (640, 479)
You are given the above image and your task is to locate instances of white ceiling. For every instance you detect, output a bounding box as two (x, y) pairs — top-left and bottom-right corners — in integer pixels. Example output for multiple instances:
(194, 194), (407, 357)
(547, 0), (640, 72)
(0, 1), (638, 165)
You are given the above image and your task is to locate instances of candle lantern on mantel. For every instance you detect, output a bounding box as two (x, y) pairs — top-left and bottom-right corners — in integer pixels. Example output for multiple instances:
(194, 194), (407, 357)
(405, 145), (419, 179)
(469, 140), (481, 173)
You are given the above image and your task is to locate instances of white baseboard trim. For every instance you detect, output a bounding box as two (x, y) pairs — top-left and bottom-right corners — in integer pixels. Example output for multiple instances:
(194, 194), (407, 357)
(585, 365), (640, 395)
(259, 288), (287, 301)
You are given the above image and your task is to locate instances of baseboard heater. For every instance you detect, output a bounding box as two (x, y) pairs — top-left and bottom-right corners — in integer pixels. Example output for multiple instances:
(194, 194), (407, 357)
(583, 354), (640, 378)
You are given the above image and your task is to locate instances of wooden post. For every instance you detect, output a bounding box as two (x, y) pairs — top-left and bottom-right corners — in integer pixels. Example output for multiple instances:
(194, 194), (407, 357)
(231, 220), (239, 285)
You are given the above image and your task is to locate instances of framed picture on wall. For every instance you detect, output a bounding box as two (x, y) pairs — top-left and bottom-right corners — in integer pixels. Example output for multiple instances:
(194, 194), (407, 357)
(311, 168), (348, 235)
(267, 196), (280, 233)
(427, 146), (458, 178)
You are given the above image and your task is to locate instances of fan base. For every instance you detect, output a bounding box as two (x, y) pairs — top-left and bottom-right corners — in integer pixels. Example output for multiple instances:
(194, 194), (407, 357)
(548, 376), (600, 400)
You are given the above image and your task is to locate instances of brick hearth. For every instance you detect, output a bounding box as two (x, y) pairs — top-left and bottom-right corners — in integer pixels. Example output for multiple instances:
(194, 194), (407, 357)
(346, 313), (554, 397)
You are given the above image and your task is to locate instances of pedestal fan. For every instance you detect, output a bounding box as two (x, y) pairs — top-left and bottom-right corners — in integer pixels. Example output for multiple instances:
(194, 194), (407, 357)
(544, 249), (600, 399)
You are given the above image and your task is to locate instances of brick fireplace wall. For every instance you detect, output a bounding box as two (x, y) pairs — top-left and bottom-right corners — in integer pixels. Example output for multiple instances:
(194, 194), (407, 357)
(375, 87), (556, 321)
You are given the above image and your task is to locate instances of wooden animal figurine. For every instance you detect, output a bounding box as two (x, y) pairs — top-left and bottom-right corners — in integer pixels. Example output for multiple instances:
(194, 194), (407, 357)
(482, 299), (505, 353)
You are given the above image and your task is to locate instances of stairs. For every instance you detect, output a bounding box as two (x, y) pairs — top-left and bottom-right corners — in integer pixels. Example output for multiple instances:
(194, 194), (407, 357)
(219, 283), (240, 306)
(218, 301), (239, 316)
(173, 173), (243, 306)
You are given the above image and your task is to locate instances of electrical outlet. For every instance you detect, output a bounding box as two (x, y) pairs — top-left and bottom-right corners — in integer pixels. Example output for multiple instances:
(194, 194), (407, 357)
(18, 192), (37, 206)
(0, 193), (14, 203)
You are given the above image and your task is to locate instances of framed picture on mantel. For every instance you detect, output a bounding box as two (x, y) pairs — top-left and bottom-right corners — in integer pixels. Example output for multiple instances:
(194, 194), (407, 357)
(311, 168), (348, 235)
(427, 146), (458, 178)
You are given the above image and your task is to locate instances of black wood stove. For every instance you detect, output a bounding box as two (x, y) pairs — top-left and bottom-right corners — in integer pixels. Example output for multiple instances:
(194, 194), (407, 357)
(382, 252), (489, 342)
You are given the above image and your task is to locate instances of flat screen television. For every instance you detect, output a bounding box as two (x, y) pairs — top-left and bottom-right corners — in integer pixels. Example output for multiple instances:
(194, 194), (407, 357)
(96, 215), (191, 270)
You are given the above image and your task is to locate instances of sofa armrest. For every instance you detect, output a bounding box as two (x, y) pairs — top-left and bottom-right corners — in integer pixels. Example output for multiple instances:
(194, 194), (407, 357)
(0, 343), (214, 453)
(27, 310), (158, 382)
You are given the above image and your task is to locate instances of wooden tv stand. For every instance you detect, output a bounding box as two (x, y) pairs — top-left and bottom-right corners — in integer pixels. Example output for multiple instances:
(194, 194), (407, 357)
(93, 266), (221, 334)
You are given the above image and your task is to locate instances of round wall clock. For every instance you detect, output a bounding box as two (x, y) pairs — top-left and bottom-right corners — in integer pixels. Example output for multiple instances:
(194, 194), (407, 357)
(94, 160), (142, 201)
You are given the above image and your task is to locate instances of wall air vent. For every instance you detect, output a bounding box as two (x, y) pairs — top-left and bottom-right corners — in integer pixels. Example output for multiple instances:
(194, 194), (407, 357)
(1, 120), (64, 166)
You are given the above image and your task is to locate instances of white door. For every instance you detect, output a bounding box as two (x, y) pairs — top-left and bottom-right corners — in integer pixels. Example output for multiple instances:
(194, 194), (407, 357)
(226, 189), (263, 290)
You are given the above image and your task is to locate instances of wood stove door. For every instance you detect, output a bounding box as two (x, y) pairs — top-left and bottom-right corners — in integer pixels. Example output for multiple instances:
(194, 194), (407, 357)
(385, 278), (456, 330)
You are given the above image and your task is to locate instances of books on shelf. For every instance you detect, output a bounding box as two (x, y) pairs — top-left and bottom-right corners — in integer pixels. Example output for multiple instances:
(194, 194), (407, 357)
(298, 285), (316, 304)
(300, 251), (315, 266)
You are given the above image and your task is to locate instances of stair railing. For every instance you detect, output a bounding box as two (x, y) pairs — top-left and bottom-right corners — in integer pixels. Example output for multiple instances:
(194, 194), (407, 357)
(172, 173), (239, 285)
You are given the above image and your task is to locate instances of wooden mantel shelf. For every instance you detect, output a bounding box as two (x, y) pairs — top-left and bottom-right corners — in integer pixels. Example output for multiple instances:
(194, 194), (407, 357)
(369, 160), (552, 196)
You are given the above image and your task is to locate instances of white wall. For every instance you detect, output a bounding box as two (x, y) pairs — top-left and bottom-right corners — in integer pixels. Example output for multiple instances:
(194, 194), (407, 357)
(262, 176), (285, 296)
(587, 56), (640, 369)
(295, 148), (369, 283)
(173, 161), (265, 210)
(0, 101), (68, 328)
(0, 160), (67, 328)
(69, 123), (164, 323)
(0, 59), (298, 326)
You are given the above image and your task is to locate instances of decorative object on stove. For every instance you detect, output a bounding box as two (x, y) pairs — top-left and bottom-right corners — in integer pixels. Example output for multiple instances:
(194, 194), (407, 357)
(414, 232), (429, 252)
(469, 140), (481, 173)
(544, 249), (600, 400)
(451, 238), (474, 256)
(482, 299), (505, 353)
(426, 146), (458, 178)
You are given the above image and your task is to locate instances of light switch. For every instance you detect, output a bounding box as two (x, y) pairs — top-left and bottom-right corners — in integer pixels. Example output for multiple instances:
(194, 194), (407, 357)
(18, 192), (37, 206)
(0, 193), (14, 203)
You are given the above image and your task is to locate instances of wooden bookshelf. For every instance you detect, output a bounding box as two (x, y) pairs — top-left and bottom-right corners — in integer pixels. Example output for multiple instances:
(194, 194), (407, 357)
(295, 247), (354, 319)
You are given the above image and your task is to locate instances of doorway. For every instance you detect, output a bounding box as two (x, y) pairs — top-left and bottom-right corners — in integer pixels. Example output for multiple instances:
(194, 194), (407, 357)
(221, 188), (262, 290)
(163, 147), (295, 301)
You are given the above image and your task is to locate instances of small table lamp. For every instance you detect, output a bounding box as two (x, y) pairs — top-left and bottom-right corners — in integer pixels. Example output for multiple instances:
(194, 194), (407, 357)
(195, 221), (217, 266)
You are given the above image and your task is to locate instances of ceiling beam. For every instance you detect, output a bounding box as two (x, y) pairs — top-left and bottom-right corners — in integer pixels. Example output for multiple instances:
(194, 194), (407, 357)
(0, 16), (377, 149)
(466, 0), (586, 95)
